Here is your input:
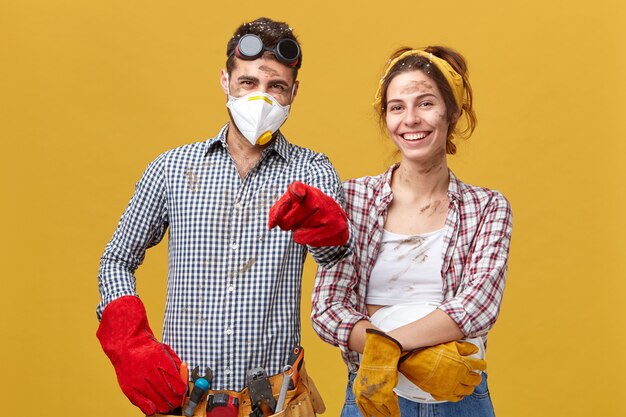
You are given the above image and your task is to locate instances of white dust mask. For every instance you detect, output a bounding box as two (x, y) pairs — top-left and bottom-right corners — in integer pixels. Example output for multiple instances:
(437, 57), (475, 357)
(226, 77), (293, 145)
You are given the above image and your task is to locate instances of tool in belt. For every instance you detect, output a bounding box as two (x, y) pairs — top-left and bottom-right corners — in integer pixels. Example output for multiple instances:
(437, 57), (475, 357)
(185, 367), (214, 417)
(158, 345), (323, 417)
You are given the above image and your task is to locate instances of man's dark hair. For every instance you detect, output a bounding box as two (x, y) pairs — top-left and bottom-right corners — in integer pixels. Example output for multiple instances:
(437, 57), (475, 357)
(226, 17), (302, 78)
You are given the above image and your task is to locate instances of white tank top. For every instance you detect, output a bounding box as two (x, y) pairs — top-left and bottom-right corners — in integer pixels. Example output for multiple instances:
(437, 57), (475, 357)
(367, 228), (445, 305)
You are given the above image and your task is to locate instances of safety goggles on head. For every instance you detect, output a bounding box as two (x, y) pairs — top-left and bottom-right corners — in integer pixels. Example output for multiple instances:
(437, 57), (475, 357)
(231, 34), (301, 67)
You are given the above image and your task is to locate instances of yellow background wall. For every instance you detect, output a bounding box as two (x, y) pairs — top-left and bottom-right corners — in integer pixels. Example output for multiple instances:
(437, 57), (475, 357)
(1, 1), (624, 416)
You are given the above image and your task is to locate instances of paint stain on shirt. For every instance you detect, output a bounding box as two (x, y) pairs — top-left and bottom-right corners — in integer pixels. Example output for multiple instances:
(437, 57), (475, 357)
(240, 258), (256, 274)
(383, 235), (430, 281)
(185, 168), (199, 192)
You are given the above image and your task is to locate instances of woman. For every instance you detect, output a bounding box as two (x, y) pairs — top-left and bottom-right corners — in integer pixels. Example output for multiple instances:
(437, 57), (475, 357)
(311, 46), (512, 417)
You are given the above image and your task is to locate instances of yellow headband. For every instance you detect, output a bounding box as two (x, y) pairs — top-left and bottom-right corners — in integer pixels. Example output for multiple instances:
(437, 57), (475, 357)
(373, 49), (465, 112)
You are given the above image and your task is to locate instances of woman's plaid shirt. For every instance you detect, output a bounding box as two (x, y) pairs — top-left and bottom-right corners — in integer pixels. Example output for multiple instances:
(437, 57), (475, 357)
(312, 164), (512, 372)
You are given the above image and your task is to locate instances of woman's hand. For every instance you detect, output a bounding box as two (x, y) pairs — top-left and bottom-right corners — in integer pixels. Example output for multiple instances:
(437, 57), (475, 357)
(398, 341), (486, 402)
(353, 329), (403, 417)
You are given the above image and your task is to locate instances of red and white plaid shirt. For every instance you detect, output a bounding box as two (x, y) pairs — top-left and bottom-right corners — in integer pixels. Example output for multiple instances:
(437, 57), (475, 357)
(311, 164), (513, 371)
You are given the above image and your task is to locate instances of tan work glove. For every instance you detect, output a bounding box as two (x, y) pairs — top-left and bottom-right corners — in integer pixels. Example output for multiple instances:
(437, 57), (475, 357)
(353, 329), (402, 417)
(398, 341), (486, 402)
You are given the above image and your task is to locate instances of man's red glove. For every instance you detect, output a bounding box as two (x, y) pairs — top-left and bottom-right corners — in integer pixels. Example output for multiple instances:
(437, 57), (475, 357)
(268, 181), (349, 247)
(96, 296), (187, 416)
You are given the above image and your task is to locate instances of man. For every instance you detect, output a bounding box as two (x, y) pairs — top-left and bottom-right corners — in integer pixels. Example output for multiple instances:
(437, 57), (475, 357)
(96, 17), (350, 416)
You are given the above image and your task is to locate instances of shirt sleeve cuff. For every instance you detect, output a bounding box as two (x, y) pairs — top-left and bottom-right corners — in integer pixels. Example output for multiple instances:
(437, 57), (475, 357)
(96, 291), (138, 321)
(437, 301), (474, 337)
(336, 311), (369, 355)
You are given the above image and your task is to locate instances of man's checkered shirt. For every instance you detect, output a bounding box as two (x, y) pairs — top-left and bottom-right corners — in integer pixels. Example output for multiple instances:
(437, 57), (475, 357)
(97, 125), (350, 390)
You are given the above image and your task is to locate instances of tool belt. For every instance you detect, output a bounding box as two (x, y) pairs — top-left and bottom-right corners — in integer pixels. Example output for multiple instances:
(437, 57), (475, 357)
(155, 361), (325, 417)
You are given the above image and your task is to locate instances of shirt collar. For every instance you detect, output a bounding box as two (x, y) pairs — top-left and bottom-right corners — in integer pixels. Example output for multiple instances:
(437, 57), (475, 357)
(203, 123), (291, 162)
(204, 124), (229, 153)
(376, 163), (399, 209)
(266, 130), (291, 162)
(447, 169), (462, 203)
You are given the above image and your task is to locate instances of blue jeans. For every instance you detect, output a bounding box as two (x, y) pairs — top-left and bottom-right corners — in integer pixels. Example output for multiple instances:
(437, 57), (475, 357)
(341, 372), (495, 417)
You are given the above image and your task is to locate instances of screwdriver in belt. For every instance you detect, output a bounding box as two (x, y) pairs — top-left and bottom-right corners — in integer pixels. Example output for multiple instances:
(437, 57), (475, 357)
(185, 367), (213, 417)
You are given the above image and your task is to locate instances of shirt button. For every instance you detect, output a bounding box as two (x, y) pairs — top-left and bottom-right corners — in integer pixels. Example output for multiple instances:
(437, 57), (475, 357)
(226, 328), (233, 335)
(228, 285), (235, 292)
(234, 202), (242, 209)
(231, 243), (239, 250)
(224, 368), (232, 375)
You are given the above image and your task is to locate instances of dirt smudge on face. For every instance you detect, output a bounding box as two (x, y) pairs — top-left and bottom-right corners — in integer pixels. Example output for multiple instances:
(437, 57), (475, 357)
(400, 80), (434, 95)
(258, 65), (280, 78)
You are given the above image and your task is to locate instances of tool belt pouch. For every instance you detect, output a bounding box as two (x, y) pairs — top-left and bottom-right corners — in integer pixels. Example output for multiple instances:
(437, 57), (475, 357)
(270, 362), (325, 417)
(155, 361), (325, 417)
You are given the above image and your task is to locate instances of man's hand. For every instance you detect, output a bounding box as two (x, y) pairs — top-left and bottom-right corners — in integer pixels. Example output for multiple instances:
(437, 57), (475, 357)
(398, 341), (486, 402)
(353, 329), (402, 417)
(96, 296), (187, 416)
(268, 181), (349, 247)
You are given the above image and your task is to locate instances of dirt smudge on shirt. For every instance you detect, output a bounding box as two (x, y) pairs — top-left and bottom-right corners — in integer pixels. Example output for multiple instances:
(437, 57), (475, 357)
(240, 258), (256, 274)
(185, 168), (199, 192)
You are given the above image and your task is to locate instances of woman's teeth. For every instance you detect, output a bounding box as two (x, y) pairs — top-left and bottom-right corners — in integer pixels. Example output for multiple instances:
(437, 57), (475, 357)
(403, 132), (428, 141)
